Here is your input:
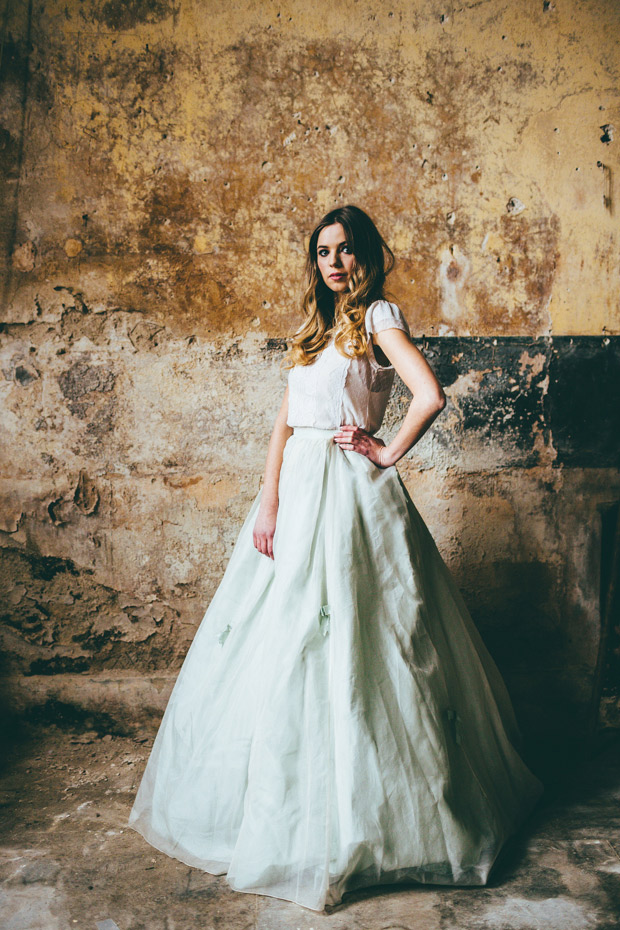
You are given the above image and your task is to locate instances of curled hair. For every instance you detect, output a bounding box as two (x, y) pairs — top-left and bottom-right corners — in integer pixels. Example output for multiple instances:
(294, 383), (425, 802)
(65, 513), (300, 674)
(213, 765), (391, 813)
(282, 204), (395, 369)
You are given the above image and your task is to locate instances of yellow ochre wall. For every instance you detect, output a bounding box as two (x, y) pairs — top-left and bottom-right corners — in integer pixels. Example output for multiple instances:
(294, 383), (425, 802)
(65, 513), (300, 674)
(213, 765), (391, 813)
(4, 0), (619, 338)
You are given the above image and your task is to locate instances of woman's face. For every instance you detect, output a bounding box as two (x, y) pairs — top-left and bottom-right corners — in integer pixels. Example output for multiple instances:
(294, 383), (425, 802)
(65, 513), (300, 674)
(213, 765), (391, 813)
(316, 223), (356, 294)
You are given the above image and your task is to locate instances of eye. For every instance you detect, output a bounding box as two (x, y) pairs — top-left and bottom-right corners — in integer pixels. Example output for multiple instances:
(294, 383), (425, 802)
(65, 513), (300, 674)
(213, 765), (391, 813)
(318, 248), (329, 257)
(341, 244), (352, 254)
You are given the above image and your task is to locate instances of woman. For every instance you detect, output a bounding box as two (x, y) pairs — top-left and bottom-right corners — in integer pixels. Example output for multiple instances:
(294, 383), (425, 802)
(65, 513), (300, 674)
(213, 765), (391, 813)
(128, 205), (544, 912)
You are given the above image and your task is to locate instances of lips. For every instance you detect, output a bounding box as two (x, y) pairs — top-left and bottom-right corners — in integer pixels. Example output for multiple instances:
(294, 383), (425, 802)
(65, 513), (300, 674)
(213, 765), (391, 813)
(330, 273), (346, 279)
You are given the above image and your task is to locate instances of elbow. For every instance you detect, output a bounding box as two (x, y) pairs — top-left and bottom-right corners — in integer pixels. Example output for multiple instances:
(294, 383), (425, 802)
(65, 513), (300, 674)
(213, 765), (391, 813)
(425, 388), (446, 417)
(412, 385), (447, 418)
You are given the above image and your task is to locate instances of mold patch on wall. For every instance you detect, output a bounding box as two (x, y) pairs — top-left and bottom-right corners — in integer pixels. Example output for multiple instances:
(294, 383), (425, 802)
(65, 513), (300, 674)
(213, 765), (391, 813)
(397, 336), (620, 469)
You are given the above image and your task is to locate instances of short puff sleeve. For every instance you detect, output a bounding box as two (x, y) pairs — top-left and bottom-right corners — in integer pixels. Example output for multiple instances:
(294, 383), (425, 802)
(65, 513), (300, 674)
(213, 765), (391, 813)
(365, 300), (410, 336)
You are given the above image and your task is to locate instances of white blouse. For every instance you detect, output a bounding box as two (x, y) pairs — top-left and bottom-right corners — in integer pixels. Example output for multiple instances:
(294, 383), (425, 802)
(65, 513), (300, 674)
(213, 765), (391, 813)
(286, 300), (411, 435)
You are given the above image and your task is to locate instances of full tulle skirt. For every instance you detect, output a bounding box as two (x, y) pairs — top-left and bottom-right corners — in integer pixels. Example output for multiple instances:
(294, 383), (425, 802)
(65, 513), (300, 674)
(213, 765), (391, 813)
(127, 426), (544, 911)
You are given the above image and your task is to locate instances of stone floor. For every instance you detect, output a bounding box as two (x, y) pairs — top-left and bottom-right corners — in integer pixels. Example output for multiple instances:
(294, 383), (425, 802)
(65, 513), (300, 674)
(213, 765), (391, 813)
(0, 722), (619, 930)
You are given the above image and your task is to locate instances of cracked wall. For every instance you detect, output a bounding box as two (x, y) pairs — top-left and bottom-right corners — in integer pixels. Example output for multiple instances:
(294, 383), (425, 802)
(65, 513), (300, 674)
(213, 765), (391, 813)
(1, 0), (619, 747)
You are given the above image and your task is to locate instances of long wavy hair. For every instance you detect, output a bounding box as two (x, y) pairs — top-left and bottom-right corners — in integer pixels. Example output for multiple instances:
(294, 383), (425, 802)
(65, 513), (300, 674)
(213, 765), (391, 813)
(282, 205), (395, 369)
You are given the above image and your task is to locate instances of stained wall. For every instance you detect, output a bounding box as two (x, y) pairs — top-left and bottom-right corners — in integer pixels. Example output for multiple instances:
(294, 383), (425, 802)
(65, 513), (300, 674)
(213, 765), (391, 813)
(1, 0), (619, 751)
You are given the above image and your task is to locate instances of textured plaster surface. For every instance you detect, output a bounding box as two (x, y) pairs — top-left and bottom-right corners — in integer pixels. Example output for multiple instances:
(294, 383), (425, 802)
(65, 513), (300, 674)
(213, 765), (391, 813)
(2, 0), (619, 338)
(1, 0), (619, 738)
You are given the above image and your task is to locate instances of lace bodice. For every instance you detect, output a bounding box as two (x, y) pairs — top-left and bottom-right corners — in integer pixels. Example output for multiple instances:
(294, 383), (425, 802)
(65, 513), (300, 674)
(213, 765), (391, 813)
(286, 300), (410, 435)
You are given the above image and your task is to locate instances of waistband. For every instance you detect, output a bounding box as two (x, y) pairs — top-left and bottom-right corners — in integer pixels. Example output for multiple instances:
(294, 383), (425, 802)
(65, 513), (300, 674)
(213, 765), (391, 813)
(292, 426), (338, 438)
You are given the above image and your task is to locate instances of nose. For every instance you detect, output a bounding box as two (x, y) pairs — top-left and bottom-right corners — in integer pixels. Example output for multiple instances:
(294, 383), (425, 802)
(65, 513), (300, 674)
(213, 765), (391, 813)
(330, 251), (343, 268)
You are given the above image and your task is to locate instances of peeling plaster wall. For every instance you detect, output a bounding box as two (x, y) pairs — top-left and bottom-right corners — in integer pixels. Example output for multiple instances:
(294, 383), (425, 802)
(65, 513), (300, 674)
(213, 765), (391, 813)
(1, 0), (619, 747)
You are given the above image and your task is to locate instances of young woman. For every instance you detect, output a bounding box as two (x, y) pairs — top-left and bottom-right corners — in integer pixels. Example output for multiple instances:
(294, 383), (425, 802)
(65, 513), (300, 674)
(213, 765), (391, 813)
(128, 205), (544, 912)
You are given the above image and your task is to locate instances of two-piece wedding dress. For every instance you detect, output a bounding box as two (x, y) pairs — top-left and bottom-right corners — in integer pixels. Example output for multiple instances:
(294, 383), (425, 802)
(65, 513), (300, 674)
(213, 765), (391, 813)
(127, 299), (544, 911)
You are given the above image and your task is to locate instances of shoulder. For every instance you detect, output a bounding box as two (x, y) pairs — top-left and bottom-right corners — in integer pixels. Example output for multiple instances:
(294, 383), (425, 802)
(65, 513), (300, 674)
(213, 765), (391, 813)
(364, 299), (410, 335)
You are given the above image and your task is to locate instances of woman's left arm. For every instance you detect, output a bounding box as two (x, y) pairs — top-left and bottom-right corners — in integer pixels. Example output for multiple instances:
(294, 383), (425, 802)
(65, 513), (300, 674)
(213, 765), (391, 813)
(333, 329), (446, 468)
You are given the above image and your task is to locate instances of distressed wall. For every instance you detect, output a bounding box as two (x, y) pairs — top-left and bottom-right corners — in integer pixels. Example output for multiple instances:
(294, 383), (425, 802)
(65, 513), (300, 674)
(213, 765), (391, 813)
(1, 0), (619, 754)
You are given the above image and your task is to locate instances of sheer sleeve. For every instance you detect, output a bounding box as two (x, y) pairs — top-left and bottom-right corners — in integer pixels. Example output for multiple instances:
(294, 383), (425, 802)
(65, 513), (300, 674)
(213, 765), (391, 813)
(365, 300), (411, 336)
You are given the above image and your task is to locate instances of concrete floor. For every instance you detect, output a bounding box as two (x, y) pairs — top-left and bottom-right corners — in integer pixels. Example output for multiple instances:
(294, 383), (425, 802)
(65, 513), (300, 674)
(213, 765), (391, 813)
(1, 723), (619, 930)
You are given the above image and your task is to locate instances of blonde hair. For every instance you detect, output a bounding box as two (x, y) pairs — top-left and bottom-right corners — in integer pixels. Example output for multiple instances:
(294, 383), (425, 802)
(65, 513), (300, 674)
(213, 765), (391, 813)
(282, 205), (395, 371)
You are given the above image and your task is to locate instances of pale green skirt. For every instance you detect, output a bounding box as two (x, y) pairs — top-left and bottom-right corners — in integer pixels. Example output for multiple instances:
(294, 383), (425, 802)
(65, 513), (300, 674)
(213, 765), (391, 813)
(127, 426), (544, 911)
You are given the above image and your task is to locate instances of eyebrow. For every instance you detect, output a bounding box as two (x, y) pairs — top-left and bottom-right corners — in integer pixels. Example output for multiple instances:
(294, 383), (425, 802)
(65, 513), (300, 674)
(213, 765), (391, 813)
(317, 240), (350, 249)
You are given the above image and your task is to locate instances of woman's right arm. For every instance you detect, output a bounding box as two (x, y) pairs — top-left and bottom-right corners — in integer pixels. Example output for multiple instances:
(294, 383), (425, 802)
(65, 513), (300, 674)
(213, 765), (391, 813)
(252, 384), (293, 560)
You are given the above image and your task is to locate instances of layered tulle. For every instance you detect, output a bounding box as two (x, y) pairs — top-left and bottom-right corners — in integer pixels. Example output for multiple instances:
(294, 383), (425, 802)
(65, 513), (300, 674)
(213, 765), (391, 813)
(127, 426), (544, 911)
